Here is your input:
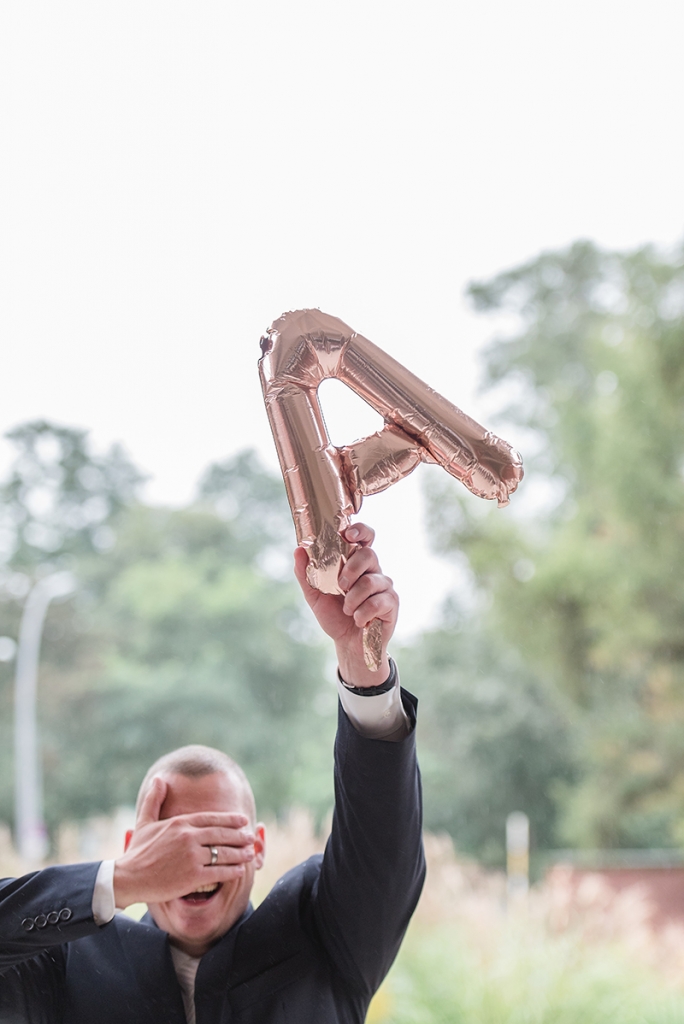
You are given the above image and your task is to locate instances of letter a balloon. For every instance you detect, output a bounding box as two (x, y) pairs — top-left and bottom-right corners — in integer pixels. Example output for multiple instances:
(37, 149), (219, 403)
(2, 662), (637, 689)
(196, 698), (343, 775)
(259, 309), (523, 669)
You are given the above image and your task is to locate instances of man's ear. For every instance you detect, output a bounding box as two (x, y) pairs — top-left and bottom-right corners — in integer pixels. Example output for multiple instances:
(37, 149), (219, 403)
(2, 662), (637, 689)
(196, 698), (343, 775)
(124, 829), (133, 852)
(253, 824), (266, 870)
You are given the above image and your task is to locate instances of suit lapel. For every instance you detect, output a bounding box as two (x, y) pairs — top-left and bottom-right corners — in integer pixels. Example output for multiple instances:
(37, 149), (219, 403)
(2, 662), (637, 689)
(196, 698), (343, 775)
(193, 906), (252, 1024)
(115, 914), (187, 1024)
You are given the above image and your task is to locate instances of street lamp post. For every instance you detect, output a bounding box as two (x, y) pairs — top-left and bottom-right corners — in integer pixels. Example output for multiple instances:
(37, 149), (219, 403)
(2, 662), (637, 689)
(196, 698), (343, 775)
(14, 571), (76, 865)
(506, 810), (530, 902)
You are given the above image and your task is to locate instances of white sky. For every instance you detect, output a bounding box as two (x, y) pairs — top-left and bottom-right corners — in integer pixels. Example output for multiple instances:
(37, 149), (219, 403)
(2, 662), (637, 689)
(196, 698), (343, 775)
(1, 0), (683, 638)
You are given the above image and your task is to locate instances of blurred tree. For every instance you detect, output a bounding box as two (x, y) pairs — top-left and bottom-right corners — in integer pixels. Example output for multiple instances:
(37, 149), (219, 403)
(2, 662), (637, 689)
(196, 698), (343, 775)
(0, 419), (143, 571)
(198, 449), (293, 563)
(428, 239), (684, 849)
(0, 428), (333, 841)
(45, 501), (332, 827)
(0, 422), (144, 828)
(399, 615), (573, 868)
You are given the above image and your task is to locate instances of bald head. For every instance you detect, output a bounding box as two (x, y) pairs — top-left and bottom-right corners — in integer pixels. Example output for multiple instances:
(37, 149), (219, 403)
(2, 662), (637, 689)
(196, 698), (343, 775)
(136, 744), (256, 825)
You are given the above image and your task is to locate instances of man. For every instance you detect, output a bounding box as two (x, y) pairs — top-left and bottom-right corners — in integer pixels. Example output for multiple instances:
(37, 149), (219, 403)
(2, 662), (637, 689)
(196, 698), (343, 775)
(0, 524), (425, 1023)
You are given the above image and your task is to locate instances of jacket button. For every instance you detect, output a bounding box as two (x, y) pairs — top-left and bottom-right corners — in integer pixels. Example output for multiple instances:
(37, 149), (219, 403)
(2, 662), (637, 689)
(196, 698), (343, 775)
(59, 908), (72, 922)
(35, 915), (47, 929)
(47, 911), (60, 925)
(21, 918), (35, 932)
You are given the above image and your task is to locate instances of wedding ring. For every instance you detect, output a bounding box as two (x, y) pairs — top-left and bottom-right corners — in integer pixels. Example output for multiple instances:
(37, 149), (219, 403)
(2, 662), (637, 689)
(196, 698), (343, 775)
(209, 845), (218, 866)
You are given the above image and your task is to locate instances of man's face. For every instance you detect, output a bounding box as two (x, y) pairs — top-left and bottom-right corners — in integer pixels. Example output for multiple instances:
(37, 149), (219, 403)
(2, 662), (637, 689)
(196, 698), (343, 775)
(146, 772), (265, 957)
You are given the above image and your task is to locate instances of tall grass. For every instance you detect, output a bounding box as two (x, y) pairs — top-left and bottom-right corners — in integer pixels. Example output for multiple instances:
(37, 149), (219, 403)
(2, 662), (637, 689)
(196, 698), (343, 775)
(371, 920), (684, 1024)
(368, 835), (684, 1023)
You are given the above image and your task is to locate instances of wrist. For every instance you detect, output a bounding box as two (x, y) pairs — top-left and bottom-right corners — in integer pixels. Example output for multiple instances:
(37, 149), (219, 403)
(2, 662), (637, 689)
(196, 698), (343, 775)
(338, 657), (397, 695)
(113, 859), (139, 910)
(335, 643), (391, 689)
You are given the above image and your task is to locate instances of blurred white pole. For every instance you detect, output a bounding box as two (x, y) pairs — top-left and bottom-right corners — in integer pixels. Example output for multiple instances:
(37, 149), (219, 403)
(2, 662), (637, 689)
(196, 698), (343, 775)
(14, 572), (76, 865)
(506, 811), (530, 901)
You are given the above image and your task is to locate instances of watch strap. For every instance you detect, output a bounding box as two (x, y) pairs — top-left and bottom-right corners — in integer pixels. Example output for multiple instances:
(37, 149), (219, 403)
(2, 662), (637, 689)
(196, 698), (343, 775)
(338, 657), (397, 696)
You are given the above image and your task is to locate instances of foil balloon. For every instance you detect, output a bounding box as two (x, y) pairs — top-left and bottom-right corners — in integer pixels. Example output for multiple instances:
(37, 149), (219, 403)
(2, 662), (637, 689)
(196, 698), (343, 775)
(259, 309), (523, 670)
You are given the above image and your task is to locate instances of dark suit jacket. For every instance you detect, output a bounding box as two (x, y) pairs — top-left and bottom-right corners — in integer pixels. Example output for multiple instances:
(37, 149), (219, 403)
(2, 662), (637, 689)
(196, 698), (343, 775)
(0, 692), (424, 1023)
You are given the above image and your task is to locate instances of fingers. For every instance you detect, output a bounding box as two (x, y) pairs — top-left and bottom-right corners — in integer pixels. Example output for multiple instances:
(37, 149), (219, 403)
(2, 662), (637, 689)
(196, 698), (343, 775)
(338, 524), (397, 626)
(338, 544), (381, 593)
(293, 523), (396, 637)
(343, 523), (375, 547)
(342, 573), (398, 627)
(195, 825), (255, 849)
(294, 525), (378, 595)
(293, 546), (309, 582)
(202, 842), (256, 868)
(293, 546), (318, 607)
(165, 818), (256, 865)
(182, 812), (250, 830)
(137, 775), (168, 826)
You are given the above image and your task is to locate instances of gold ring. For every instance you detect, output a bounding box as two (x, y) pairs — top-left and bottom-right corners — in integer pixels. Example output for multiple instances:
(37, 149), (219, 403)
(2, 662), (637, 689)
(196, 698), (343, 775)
(210, 846), (218, 866)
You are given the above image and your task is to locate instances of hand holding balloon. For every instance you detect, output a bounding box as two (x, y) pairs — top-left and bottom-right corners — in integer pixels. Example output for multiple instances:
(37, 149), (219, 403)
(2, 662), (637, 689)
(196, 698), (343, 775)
(293, 523), (397, 687)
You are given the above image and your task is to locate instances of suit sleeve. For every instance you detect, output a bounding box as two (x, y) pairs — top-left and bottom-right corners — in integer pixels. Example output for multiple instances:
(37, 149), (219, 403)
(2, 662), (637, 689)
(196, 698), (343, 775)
(312, 687), (425, 997)
(0, 862), (103, 972)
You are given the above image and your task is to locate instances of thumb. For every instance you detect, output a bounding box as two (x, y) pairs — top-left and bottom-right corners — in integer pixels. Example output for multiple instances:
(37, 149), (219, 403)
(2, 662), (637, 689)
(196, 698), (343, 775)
(136, 775), (167, 828)
(293, 547), (318, 607)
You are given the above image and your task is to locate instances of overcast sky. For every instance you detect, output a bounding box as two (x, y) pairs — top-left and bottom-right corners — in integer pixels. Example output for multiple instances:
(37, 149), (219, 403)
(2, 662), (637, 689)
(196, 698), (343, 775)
(1, 0), (682, 637)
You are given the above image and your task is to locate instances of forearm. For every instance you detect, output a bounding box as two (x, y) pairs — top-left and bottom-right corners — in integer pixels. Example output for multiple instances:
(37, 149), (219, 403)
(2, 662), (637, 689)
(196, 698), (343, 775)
(335, 641), (391, 691)
(337, 658), (411, 741)
(0, 864), (102, 969)
(314, 689), (425, 992)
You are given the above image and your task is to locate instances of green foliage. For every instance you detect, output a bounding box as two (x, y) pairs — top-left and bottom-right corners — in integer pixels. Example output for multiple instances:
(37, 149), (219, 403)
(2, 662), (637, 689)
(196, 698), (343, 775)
(40, 503), (333, 828)
(0, 420), (143, 570)
(0, 426), (334, 839)
(400, 621), (574, 868)
(428, 239), (684, 849)
(198, 448), (294, 564)
(374, 923), (684, 1024)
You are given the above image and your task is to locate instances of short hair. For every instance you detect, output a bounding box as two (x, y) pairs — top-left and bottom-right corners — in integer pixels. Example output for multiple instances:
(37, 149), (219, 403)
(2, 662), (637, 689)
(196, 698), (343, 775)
(136, 744), (256, 823)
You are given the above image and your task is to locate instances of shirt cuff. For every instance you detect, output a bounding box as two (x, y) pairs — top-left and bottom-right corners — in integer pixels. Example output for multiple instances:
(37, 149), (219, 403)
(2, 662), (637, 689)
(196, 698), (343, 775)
(92, 859), (118, 925)
(337, 670), (411, 741)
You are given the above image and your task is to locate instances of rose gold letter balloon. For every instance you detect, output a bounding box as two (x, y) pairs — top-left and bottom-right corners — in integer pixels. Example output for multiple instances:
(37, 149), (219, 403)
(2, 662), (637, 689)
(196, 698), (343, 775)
(259, 309), (523, 669)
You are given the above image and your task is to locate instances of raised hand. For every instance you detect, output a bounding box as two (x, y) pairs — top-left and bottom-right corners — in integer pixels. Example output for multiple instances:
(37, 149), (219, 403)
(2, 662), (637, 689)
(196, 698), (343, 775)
(293, 523), (399, 688)
(113, 777), (257, 909)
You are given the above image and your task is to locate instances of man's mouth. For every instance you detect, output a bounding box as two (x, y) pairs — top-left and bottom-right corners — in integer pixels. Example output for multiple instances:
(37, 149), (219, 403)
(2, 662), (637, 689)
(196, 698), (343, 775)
(181, 883), (222, 903)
